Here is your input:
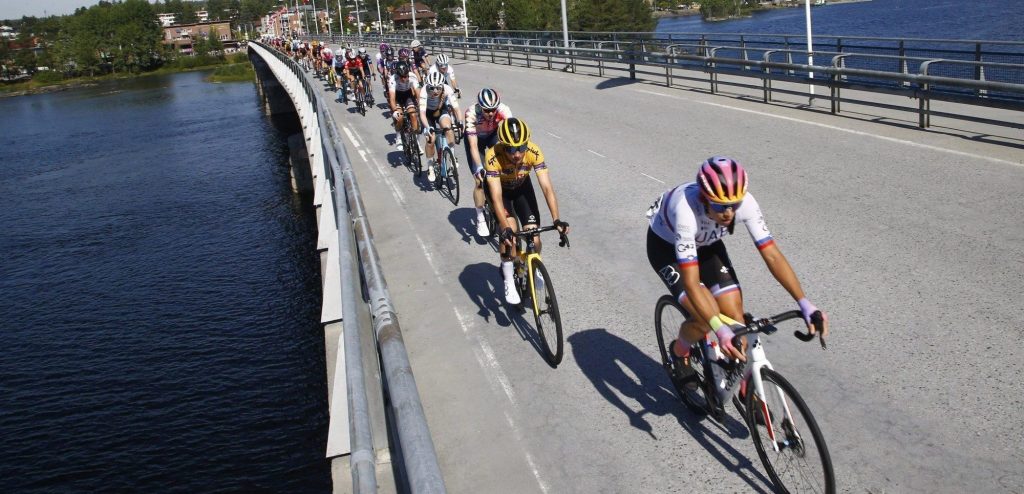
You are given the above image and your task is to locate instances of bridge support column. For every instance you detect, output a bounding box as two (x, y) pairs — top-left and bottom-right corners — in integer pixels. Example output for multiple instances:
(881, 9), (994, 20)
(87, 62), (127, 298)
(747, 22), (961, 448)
(288, 134), (314, 195)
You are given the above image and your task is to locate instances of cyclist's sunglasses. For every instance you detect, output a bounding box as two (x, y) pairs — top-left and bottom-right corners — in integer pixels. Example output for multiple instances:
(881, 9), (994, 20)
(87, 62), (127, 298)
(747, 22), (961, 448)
(482, 108), (497, 114)
(504, 143), (529, 153)
(428, 86), (443, 91)
(707, 201), (742, 213)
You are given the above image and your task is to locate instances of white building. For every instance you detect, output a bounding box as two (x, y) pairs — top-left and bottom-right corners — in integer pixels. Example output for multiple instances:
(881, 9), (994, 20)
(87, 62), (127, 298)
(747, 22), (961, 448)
(0, 25), (17, 39)
(196, 10), (210, 23)
(157, 13), (177, 27)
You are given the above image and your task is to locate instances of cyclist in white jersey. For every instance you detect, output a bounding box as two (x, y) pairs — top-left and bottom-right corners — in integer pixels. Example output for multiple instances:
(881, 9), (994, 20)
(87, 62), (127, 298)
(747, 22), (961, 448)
(418, 70), (463, 183)
(426, 54), (460, 98)
(646, 157), (828, 376)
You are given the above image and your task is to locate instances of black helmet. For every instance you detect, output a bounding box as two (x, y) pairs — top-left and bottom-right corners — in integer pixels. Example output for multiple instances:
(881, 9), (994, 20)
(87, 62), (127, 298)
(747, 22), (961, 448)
(395, 61), (411, 77)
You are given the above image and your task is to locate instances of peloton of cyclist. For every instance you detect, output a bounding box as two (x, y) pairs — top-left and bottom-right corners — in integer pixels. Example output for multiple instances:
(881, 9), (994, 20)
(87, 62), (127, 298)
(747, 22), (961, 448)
(376, 43), (394, 99)
(464, 88), (512, 237)
(645, 156), (829, 377)
(485, 118), (569, 305)
(418, 70), (463, 184)
(388, 61), (421, 151)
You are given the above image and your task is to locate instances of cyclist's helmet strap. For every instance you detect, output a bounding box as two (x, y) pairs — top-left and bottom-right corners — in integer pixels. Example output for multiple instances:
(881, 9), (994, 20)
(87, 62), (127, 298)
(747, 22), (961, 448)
(697, 156), (748, 204)
(498, 118), (530, 147)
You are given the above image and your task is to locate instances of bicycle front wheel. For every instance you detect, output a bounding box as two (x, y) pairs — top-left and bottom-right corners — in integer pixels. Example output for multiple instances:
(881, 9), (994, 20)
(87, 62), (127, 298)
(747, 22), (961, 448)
(529, 260), (563, 366)
(746, 368), (835, 494)
(443, 148), (460, 205)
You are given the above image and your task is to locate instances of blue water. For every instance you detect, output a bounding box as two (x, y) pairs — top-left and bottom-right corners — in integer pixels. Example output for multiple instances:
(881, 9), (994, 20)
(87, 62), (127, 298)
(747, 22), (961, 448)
(657, 0), (1024, 41)
(0, 72), (331, 491)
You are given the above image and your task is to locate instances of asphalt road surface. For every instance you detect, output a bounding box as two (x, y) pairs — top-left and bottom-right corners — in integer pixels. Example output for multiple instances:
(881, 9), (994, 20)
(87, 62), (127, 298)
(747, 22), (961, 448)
(314, 49), (1024, 493)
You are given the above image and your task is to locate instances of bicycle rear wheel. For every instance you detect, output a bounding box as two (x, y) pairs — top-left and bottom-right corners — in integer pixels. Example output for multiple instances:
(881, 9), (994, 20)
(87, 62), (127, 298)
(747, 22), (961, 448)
(410, 132), (423, 176)
(746, 368), (835, 494)
(529, 259), (563, 366)
(443, 148), (460, 205)
(654, 295), (709, 414)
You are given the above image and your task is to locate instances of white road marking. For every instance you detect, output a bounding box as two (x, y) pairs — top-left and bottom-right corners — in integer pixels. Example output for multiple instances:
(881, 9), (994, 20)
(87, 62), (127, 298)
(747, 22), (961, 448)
(641, 173), (665, 184)
(546, 132), (562, 140)
(505, 410), (551, 494)
(587, 149), (606, 158)
(634, 88), (1023, 168)
(340, 124), (406, 203)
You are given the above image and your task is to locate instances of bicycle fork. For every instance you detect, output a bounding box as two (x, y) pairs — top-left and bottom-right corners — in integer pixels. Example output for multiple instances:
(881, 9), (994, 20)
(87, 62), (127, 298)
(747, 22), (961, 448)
(746, 340), (799, 452)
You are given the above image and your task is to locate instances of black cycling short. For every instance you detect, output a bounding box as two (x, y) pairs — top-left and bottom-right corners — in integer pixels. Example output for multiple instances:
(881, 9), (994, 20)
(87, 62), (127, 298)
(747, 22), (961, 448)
(425, 105), (453, 129)
(500, 179), (541, 228)
(347, 68), (364, 80)
(647, 228), (741, 306)
(394, 89), (416, 108)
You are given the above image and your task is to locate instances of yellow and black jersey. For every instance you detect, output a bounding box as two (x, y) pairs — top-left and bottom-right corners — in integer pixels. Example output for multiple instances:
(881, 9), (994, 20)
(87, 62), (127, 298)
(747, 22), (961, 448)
(484, 142), (547, 189)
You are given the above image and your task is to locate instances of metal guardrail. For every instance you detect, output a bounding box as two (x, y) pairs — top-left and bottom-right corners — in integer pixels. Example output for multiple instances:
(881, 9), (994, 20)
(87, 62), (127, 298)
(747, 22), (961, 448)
(249, 41), (447, 494)
(303, 32), (1024, 129)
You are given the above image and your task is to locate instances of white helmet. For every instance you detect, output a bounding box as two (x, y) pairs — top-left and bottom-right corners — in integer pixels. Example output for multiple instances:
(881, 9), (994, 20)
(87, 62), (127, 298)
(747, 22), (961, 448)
(335, 48), (344, 57)
(358, 47), (367, 55)
(434, 53), (449, 66)
(425, 70), (446, 88)
(410, 39), (421, 48)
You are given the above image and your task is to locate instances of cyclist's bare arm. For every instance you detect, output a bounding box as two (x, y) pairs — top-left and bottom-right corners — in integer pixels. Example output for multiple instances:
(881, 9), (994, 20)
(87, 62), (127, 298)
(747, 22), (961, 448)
(757, 243), (828, 337)
(535, 171), (565, 233)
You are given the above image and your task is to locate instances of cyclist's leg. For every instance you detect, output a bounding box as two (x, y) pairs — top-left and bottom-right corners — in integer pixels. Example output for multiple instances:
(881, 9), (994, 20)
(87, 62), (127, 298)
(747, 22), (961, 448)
(647, 228), (705, 357)
(440, 112), (455, 145)
(512, 180), (542, 252)
(424, 113), (437, 162)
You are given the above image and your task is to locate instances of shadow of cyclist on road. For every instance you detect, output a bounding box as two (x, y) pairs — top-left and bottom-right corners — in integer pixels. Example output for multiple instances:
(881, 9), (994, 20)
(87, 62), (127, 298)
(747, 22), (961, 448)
(447, 208), (488, 246)
(569, 328), (773, 493)
(457, 263), (550, 364)
(458, 262), (511, 326)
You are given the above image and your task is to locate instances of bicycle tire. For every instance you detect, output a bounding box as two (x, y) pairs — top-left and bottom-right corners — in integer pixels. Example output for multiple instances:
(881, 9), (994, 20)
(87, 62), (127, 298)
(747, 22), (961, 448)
(412, 136), (423, 176)
(529, 259), (563, 366)
(484, 196), (497, 239)
(443, 147), (459, 205)
(746, 367), (835, 494)
(654, 295), (710, 415)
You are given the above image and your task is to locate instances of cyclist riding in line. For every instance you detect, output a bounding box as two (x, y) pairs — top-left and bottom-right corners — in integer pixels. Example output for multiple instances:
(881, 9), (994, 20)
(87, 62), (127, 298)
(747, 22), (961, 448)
(311, 39), (321, 74)
(320, 44), (334, 81)
(410, 39), (429, 79)
(376, 43), (394, 99)
(427, 53), (461, 98)
(342, 49), (367, 104)
(388, 61), (421, 151)
(357, 47), (375, 103)
(418, 71), (464, 184)
(646, 156), (829, 381)
(485, 118), (569, 305)
(464, 88), (512, 237)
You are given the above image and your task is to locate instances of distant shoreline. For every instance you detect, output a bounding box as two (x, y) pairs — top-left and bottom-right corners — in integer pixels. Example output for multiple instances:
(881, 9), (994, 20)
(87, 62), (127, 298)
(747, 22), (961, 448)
(655, 0), (873, 22)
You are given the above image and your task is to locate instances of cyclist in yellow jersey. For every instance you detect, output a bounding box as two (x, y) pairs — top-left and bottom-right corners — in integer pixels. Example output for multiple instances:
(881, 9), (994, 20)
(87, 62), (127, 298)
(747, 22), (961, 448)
(484, 118), (569, 305)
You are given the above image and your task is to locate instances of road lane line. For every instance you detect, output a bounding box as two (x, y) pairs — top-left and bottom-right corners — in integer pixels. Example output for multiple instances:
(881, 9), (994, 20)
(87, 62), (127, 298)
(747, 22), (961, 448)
(505, 410), (551, 494)
(587, 149), (606, 158)
(633, 88), (1023, 168)
(341, 124), (407, 203)
(546, 132), (562, 139)
(640, 173), (665, 184)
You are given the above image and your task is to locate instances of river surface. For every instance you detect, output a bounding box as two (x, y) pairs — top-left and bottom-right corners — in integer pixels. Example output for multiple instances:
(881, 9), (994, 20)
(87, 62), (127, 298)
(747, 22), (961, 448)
(657, 0), (1024, 41)
(0, 71), (330, 491)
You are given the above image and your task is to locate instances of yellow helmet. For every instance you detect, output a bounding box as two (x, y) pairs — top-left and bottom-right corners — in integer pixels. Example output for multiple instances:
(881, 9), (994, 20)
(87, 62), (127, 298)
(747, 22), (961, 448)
(497, 118), (531, 148)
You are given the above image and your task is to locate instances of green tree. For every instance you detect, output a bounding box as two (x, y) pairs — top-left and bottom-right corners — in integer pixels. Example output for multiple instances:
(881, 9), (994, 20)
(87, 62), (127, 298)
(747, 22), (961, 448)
(467, 0), (502, 30)
(436, 9), (457, 28)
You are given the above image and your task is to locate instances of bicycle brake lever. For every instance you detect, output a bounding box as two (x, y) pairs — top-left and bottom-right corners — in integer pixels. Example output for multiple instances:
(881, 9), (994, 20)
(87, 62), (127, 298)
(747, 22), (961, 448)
(558, 233), (570, 248)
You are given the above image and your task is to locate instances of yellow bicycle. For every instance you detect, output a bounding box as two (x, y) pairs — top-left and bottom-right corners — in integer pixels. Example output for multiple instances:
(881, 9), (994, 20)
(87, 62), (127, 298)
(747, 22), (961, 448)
(509, 225), (569, 366)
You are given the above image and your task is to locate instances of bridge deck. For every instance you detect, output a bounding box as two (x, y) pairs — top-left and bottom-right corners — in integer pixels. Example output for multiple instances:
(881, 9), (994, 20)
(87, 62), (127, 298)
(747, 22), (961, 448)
(308, 46), (1023, 493)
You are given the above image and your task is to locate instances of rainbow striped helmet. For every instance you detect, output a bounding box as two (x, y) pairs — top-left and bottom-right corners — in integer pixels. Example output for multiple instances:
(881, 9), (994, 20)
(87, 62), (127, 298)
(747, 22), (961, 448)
(697, 156), (748, 204)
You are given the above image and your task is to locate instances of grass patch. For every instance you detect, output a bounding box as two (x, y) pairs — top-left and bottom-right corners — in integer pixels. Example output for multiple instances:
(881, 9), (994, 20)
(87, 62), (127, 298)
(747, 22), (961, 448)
(205, 62), (255, 83)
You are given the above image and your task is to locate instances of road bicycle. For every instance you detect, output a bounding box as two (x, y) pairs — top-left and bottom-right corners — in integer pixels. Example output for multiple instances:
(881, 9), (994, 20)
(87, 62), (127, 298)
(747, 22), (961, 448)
(326, 66), (338, 92)
(353, 77), (367, 116)
(398, 112), (422, 174)
(445, 104), (464, 144)
(509, 226), (569, 366)
(654, 298), (835, 493)
(428, 127), (460, 205)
